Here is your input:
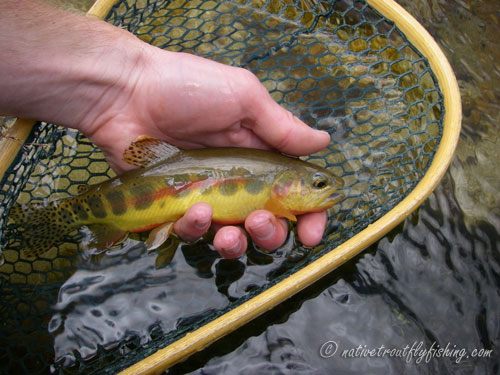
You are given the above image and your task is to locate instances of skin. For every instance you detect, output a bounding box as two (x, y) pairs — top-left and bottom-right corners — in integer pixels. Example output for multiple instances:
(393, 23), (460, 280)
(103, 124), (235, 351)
(0, 0), (331, 258)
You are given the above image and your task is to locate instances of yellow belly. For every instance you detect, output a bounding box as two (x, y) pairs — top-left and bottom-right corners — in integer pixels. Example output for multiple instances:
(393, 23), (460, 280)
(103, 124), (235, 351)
(100, 180), (272, 231)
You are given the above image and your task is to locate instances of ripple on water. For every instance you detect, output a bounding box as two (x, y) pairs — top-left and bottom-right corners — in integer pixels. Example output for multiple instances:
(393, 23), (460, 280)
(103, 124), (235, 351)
(184, 180), (499, 375)
(49, 241), (230, 367)
(2, 0), (500, 374)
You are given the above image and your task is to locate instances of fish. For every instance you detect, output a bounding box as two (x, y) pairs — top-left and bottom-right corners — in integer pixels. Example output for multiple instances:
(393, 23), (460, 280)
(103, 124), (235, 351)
(10, 136), (344, 258)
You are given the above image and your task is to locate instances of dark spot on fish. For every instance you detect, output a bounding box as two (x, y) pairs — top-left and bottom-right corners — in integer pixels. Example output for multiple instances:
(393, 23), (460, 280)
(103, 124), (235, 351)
(105, 190), (127, 215)
(59, 208), (74, 225)
(130, 184), (155, 210)
(229, 167), (251, 177)
(174, 188), (191, 199)
(201, 186), (212, 195)
(87, 196), (107, 218)
(72, 202), (89, 220)
(219, 181), (238, 196)
(244, 179), (265, 195)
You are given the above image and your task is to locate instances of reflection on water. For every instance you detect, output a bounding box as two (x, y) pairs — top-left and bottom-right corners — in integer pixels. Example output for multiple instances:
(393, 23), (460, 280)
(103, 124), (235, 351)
(49, 236), (307, 367)
(0, 0), (499, 374)
(405, 0), (500, 230)
(169, 0), (500, 374)
(2, 1), (449, 373)
(183, 176), (499, 375)
(50, 241), (226, 367)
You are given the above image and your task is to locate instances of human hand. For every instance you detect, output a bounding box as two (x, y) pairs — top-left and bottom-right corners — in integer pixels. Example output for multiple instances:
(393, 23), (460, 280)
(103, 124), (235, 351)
(174, 203), (328, 258)
(81, 50), (330, 174)
(0, 2), (331, 258)
(79, 49), (331, 258)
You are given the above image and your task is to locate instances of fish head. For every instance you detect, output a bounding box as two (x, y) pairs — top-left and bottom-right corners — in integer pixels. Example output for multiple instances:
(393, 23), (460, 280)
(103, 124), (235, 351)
(271, 165), (344, 215)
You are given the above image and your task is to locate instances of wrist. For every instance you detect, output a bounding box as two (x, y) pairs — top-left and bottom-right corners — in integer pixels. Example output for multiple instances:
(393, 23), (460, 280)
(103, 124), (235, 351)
(0, 0), (148, 134)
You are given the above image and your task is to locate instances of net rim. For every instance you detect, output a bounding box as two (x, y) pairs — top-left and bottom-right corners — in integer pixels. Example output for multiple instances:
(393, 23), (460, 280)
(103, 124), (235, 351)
(0, 0), (119, 180)
(114, 1), (461, 373)
(0, 0), (461, 373)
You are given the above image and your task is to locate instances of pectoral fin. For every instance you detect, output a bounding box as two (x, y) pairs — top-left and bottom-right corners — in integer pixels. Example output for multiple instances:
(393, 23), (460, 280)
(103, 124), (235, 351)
(264, 198), (297, 221)
(154, 240), (178, 269)
(145, 222), (174, 251)
(85, 224), (127, 251)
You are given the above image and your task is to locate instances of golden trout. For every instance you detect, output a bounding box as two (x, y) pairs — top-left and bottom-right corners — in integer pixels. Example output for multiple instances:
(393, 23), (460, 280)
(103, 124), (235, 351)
(11, 137), (344, 258)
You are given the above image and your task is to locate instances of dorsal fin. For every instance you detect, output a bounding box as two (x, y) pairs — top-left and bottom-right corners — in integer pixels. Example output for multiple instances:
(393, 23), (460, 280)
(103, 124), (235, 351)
(123, 136), (181, 168)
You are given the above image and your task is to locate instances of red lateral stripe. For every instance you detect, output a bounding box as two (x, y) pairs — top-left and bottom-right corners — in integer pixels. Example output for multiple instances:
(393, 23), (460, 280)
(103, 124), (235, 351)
(212, 218), (245, 225)
(126, 177), (250, 207)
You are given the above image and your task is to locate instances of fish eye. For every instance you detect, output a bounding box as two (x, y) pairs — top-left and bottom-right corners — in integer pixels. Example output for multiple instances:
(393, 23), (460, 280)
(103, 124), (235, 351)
(312, 173), (328, 189)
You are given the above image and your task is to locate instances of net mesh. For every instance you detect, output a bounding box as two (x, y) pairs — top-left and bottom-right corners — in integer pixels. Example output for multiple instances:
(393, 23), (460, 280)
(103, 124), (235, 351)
(0, 0), (443, 373)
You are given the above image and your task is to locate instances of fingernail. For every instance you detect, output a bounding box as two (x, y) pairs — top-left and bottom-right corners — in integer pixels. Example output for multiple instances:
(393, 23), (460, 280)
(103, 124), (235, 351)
(250, 218), (275, 241)
(222, 238), (242, 258)
(316, 129), (331, 141)
(194, 217), (210, 231)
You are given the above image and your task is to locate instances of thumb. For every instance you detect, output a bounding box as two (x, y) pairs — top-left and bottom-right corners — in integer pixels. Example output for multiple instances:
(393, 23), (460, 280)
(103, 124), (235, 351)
(244, 81), (331, 156)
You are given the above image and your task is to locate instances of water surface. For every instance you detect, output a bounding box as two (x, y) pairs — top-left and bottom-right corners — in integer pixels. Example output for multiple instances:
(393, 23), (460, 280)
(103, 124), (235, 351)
(170, 1), (500, 373)
(1, 0), (498, 374)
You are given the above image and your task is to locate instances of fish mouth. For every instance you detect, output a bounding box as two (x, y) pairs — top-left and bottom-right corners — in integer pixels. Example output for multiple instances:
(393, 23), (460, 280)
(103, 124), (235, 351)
(325, 192), (345, 205)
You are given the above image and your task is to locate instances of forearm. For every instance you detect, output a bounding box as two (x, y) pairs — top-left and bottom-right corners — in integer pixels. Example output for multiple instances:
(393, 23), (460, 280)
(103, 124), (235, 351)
(0, 0), (146, 131)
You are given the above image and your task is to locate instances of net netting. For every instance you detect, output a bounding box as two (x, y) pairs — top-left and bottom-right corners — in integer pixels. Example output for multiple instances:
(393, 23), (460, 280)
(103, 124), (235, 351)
(0, 0), (443, 373)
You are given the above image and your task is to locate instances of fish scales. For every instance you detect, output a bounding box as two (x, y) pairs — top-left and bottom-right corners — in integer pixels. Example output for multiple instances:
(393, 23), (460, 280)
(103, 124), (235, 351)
(76, 168), (274, 230)
(11, 139), (344, 258)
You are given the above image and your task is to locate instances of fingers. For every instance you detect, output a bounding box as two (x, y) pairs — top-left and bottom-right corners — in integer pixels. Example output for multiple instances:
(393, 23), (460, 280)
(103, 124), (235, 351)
(212, 226), (248, 259)
(244, 210), (288, 251)
(214, 211), (327, 257)
(212, 211), (288, 258)
(173, 203), (248, 258)
(253, 105), (331, 156)
(173, 202), (213, 242)
(174, 203), (328, 258)
(296, 211), (328, 247)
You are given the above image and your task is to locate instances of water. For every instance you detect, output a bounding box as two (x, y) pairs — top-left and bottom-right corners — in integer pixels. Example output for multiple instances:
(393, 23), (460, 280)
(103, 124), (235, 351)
(45, 235), (311, 368)
(167, 1), (500, 374)
(1, 0), (499, 374)
(175, 178), (498, 375)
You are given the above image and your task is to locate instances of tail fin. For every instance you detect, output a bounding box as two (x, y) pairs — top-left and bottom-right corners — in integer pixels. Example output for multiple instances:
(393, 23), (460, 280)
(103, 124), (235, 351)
(9, 201), (78, 258)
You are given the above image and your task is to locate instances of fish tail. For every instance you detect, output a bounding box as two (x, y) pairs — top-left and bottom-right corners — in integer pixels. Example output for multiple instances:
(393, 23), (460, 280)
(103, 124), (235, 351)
(10, 200), (79, 258)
